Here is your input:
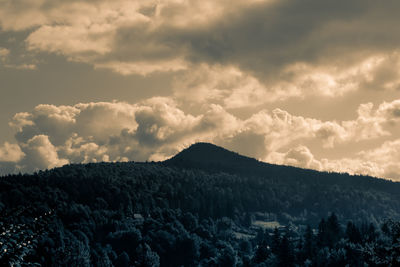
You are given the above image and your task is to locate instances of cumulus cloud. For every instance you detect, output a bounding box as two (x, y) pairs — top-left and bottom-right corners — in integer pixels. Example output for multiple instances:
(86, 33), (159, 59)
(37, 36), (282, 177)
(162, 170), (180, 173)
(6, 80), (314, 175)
(266, 146), (322, 170)
(173, 64), (301, 109)
(340, 99), (400, 142)
(21, 135), (68, 171)
(359, 140), (400, 180)
(375, 100), (400, 123)
(266, 140), (400, 181)
(1, 97), (399, 179)
(173, 53), (400, 109)
(0, 142), (24, 162)
(221, 98), (400, 155)
(1, 98), (242, 173)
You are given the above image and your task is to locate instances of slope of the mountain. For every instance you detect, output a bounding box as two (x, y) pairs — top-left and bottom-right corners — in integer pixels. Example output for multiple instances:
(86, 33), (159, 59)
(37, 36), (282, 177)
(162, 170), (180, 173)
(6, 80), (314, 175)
(164, 142), (400, 194)
(165, 142), (263, 167)
(2, 143), (400, 266)
(164, 142), (291, 174)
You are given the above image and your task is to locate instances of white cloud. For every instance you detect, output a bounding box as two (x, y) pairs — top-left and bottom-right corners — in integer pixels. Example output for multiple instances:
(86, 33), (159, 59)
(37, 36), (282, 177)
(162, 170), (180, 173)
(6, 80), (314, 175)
(20, 135), (68, 171)
(173, 64), (276, 108)
(266, 141), (400, 181)
(0, 142), (24, 162)
(375, 99), (400, 122)
(27, 24), (113, 56)
(266, 146), (322, 170)
(172, 54), (400, 110)
(61, 137), (110, 164)
(340, 99), (400, 142)
(95, 59), (187, 76)
(357, 139), (400, 179)
(3, 99), (240, 171)
(1, 98), (400, 179)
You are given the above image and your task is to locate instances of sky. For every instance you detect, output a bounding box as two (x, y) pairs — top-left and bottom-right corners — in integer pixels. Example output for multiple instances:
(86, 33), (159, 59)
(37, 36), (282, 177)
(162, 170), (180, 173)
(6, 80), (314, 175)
(0, 0), (400, 180)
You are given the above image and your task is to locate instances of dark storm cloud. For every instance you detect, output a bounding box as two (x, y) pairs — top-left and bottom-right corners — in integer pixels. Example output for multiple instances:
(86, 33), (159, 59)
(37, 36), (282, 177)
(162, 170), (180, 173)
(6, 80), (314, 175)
(2, 0), (400, 78)
(173, 0), (400, 79)
(9, 0), (400, 87)
(83, 0), (400, 92)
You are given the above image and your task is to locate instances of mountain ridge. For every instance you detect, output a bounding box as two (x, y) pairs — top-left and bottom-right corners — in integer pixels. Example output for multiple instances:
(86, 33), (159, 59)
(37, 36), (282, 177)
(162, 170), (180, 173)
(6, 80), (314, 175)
(2, 142), (400, 266)
(164, 142), (300, 172)
(163, 142), (400, 194)
(164, 142), (264, 166)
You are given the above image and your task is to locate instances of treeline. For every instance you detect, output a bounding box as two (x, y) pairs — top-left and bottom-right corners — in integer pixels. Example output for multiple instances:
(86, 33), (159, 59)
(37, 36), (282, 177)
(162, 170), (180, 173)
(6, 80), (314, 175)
(3, 161), (397, 225)
(1, 203), (400, 266)
(0, 160), (400, 265)
(251, 213), (400, 266)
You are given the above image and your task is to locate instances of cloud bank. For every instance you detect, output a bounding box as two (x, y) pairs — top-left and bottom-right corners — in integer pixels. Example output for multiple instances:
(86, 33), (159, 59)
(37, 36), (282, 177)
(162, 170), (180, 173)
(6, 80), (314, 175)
(1, 98), (400, 180)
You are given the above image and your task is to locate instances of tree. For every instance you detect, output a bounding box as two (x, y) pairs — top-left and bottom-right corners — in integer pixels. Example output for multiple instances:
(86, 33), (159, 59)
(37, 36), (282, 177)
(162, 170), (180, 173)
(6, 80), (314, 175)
(115, 252), (130, 267)
(278, 234), (294, 267)
(217, 244), (237, 267)
(175, 234), (200, 266)
(135, 244), (160, 267)
(326, 213), (341, 245)
(271, 228), (281, 255)
(253, 240), (269, 264)
(303, 225), (314, 261)
(345, 222), (361, 244)
(317, 219), (327, 248)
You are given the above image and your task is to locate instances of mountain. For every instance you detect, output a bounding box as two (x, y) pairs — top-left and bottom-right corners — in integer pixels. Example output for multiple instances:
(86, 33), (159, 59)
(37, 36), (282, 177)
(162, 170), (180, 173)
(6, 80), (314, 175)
(166, 142), (250, 164)
(164, 142), (306, 177)
(1, 142), (400, 266)
(164, 142), (399, 194)
(164, 142), (267, 170)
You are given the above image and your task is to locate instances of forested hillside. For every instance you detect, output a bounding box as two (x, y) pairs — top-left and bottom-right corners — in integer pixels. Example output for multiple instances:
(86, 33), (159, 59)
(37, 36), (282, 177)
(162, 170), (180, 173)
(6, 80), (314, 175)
(1, 143), (400, 266)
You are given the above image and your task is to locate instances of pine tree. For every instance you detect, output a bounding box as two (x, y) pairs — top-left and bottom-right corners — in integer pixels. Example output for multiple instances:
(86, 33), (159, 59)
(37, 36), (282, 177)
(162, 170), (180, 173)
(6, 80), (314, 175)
(326, 213), (341, 246)
(317, 218), (327, 247)
(278, 234), (294, 267)
(303, 225), (314, 261)
(345, 221), (361, 244)
(253, 240), (269, 264)
(271, 227), (281, 255)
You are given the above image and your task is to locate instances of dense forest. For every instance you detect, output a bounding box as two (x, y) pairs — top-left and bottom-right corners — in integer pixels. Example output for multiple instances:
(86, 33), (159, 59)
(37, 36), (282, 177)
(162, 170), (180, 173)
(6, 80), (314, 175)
(1, 143), (400, 266)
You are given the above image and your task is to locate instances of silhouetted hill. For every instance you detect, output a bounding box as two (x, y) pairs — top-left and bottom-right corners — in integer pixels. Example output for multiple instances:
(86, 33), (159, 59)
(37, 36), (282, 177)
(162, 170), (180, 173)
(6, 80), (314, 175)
(164, 142), (295, 175)
(165, 142), (264, 168)
(2, 143), (400, 266)
(164, 142), (400, 195)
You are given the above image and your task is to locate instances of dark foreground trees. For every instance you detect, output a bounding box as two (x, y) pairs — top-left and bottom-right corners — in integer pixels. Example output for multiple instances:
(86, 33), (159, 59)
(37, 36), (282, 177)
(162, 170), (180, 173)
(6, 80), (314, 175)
(1, 162), (400, 266)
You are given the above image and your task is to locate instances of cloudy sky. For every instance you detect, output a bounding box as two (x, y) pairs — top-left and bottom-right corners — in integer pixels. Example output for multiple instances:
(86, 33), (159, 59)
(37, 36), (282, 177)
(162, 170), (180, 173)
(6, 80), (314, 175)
(0, 0), (400, 180)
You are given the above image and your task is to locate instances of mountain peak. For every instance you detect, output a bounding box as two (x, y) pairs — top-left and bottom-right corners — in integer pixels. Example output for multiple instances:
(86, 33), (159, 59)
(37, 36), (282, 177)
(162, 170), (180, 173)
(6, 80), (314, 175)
(164, 142), (267, 174)
(167, 142), (252, 162)
(164, 142), (389, 190)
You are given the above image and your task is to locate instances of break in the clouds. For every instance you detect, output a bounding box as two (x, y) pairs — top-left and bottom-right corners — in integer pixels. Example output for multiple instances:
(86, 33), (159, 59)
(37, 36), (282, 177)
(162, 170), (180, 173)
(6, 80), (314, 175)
(1, 0), (400, 179)
(1, 98), (400, 180)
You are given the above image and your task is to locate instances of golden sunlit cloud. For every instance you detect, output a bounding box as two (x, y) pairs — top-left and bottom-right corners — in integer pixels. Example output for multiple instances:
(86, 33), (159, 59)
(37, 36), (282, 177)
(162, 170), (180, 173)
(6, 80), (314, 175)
(1, 98), (400, 180)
